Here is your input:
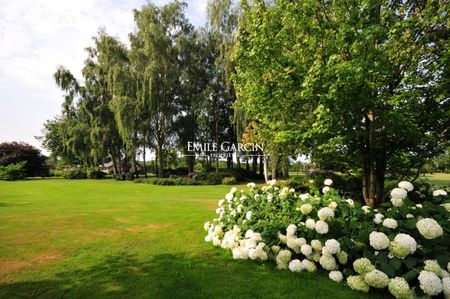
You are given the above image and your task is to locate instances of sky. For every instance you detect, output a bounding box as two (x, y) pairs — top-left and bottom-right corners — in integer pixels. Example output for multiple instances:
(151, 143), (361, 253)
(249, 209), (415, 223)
(0, 0), (207, 153)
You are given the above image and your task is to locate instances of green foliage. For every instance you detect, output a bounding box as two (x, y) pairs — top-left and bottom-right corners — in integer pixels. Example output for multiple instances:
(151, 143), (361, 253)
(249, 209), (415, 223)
(232, 0), (450, 205)
(134, 177), (201, 186)
(222, 176), (237, 185)
(0, 142), (48, 177)
(86, 167), (105, 179)
(63, 168), (87, 179)
(0, 161), (27, 181)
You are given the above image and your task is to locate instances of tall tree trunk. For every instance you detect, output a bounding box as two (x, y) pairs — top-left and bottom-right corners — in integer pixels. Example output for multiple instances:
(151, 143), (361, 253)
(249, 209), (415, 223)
(263, 154), (268, 182)
(246, 156), (250, 171)
(142, 148), (147, 178)
(156, 143), (164, 178)
(259, 154), (264, 175)
(271, 154), (278, 180)
(252, 154), (257, 173)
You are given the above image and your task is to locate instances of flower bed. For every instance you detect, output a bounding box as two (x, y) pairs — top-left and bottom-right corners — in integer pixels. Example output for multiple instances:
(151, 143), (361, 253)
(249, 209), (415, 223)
(204, 179), (450, 298)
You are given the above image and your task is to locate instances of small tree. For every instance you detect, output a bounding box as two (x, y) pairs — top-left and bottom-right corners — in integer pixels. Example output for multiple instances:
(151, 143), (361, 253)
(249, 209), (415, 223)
(0, 142), (48, 177)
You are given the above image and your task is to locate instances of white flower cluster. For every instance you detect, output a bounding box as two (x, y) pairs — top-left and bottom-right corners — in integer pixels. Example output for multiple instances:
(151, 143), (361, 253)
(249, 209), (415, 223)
(416, 218), (443, 239)
(204, 181), (450, 299)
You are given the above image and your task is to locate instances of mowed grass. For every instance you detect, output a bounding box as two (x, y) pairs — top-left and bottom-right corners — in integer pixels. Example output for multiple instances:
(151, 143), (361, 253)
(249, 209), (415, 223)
(423, 172), (450, 187)
(0, 179), (385, 299)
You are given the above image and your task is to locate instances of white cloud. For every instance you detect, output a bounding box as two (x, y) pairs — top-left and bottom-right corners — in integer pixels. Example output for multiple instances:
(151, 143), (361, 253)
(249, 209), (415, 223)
(0, 0), (207, 153)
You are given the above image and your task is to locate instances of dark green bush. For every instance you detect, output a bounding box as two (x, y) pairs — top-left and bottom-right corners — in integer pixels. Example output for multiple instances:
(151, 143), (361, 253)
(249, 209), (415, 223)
(86, 167), (105, 179)
(222, 176), (237, 185)
(0, 161), (27, 180)
(63, 168), (87, 179)
(134, 177), (201, 185)
(206, 173), (225, 185)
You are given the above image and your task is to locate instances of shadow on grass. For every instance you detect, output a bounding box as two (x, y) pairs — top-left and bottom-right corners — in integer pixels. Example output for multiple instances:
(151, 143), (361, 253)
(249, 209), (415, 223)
(0, 252), (387, 299)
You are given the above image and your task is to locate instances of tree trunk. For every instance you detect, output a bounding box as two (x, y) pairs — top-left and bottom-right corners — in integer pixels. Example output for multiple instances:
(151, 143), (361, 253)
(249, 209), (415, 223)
(271, 154), (278, 180)
(263, 154), (269, 182)
(259, 154), (264, 175)
(156, 144), (164, 178)
(252, 154), (257, 173)
(142, 148), (147, 178)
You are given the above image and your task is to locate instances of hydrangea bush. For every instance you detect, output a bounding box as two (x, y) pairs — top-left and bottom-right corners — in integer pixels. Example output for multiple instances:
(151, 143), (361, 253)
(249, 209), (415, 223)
(204, 179), (450, 298)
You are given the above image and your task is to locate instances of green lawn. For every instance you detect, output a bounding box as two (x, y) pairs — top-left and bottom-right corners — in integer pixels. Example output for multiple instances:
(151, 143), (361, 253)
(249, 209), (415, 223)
(0, 179), (385, 299)
(423, 172), (450, 187)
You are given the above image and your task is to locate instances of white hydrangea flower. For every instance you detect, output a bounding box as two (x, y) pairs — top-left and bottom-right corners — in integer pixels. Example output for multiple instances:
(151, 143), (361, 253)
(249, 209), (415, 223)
(279, 187), (290, 197)
(345, 199), (354, 206)
(302, 259), (317, 272)
(361, 206), (371, 214)
(301, 244), (313, 256)
(299, 193), (310, 200)
(305, 218), (316, 230)
(267, 194), (273, 202)
(329, 270), (343, 282)
(383, 218), (398, 229)
(287, 236), (301, 254)
(324, 179), (333, 186)
(268, 179), (277, 186)
(286, 224), (297, 236)
(398, 181), (414, 192)
(232, 246), (249, 259)
(318, 207), (334, 221)
(391, 188), (408, 199)
(416, 204), (422, 208)
(353, 258), (375, 275)
(364, 269), (389, 288)
(347, 275), (369, 292)
(418, 270), (443, 296)
(276, 249), (292, 269)
(443, 277), (450, 299)
(319, 254), (337, 271)
(288, 259), (305, 272)
(246, 182), (256, 189)
(416, 218), (443, 239)
(373, 213), (384, 224)
(245, 210), (253, 220)
(322, 186), (330, 193)
(441, 203), (450, 212)
(337, 251), (348, 265)
(324, 239), (341, 255)
(388, 277), (413, 299)
(204, 221), (211, 231)
(230, 187), (237, 194)
(406, 214), (414, 219)
(433, 189), (448, 197)
(391, 197), (404, 207)
(271, 245), (280, 255)
(369, 231), (390, 250)
(393, 233), (417, 255)
(311, 239), (322, 251)
(328, 201), (338, 210)
(315, 220), (329, 234)
(225, 192), (234, 201)
(300, 204), (313, 215)
(424, 260), (443, 277)
(218, 199), (225, 207)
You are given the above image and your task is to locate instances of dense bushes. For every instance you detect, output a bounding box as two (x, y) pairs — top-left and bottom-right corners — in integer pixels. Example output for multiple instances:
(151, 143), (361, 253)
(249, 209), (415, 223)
(0, 142), (48, 177)
(134, 177), (200, 185)
(204, 180), (450, 298)
(0, 161), (27, 180)
(63, 168), (87, 179)
(222, 176), (237, 185)
(62, 167), (105, 179)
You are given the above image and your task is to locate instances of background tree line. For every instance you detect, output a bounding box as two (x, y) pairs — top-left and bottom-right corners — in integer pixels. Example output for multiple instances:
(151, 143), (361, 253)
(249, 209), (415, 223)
(41, 0), (449, 207)
(41, 0), (242, 178)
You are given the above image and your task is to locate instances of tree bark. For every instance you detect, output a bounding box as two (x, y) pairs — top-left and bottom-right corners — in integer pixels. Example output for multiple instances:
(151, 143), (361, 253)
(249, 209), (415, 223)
(142, 148), (147, 178)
